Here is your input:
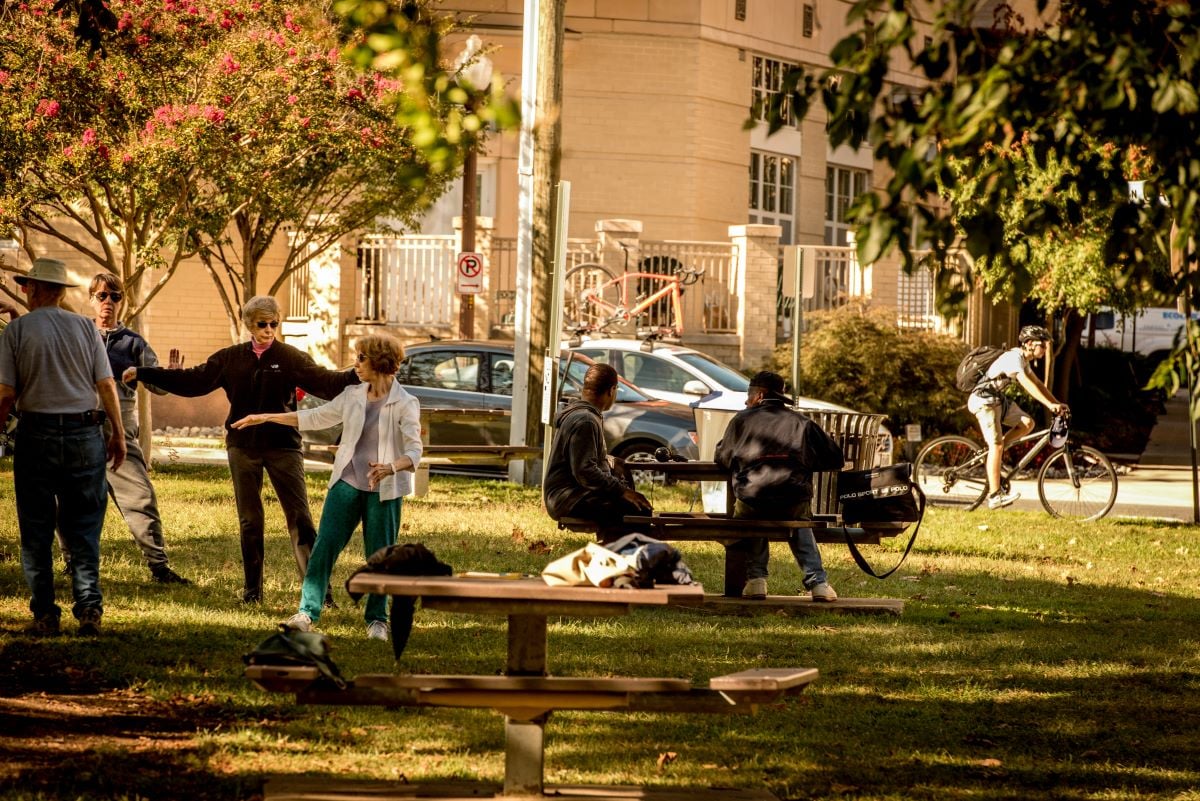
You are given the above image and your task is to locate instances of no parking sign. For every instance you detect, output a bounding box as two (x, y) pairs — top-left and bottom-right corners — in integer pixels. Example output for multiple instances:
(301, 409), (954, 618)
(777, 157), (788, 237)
(456, 251), (484, 294)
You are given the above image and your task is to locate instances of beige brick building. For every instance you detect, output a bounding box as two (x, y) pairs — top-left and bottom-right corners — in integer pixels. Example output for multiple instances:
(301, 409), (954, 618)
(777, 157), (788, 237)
(7, 0), (1040, 427)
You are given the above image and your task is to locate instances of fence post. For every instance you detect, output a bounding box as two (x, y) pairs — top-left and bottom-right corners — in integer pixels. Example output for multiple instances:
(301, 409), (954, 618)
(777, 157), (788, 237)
(454, 215), (494, 339)
(728, 224), (782, 370)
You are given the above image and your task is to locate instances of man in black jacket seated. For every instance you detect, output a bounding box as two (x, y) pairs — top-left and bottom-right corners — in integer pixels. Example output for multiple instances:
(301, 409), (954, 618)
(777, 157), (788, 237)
(125, 296), (358, 604)
(543, 363), (652, 541)
(714, 371), (845, 602)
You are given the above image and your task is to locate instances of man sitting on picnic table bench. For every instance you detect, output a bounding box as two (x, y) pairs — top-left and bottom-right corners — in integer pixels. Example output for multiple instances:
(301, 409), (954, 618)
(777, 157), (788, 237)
(714, 371), (845, 602)
(544, 363), (653, 541)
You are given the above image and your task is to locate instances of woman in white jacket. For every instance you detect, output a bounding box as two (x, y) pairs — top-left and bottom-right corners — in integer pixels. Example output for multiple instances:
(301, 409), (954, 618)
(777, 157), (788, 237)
(232, 333), (422, 640)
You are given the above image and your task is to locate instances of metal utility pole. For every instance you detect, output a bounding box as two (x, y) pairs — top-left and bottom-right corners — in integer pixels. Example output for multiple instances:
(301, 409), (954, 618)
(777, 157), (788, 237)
(509, 0), (565, 485)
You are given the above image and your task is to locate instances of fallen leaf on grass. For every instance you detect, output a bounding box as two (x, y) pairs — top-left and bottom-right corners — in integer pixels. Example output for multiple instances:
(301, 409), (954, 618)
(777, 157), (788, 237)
(911, 593), (927, 600)
(947, 610), (960, 619)
(511, 527), (526, 542)
(977, 758), (1002, 768)
(527, 540), (551, 555)
(830, 783), (860, 793)
(977, 524), (989, 531)
(656, 751), (678, 771)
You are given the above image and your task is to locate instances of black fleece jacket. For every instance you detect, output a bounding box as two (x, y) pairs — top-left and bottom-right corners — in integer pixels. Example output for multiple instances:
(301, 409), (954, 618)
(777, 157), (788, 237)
(543, 399), (626, 520)
(136, 341), (358, 451)
(714, 398), (845, 508)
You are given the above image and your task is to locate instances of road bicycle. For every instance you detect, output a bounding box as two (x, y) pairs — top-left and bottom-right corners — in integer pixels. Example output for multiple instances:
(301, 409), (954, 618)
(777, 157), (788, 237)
(563, 262), (704, 337)
(912, 417), (1118, 520)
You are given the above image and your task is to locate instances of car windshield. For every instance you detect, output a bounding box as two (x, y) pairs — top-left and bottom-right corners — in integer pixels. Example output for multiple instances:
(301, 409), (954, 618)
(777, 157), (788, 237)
(559, 357), (651, 403)
(674, 352), (750, 390)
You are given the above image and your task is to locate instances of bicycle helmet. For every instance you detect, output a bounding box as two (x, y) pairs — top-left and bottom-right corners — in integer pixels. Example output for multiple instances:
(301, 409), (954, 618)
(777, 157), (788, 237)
(1018, 324), (1052, 344)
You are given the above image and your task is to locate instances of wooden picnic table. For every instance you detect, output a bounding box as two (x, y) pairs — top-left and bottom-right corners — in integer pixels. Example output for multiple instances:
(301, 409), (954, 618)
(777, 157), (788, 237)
(247, 574), (817, 798)
(558, 460), (908, 610)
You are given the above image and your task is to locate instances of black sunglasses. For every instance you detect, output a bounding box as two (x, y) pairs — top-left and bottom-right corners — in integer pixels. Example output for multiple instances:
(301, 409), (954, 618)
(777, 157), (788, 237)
(255, 320), (280, 329)
(92, 291), (124, 302)
(356, 353), (368, 363)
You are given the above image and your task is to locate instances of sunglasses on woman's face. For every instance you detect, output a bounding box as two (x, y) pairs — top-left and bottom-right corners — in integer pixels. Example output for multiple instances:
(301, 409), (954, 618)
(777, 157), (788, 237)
(92, 291), (123, 302)
(255, 320), (279, 329)
(356, 353), (368, 364)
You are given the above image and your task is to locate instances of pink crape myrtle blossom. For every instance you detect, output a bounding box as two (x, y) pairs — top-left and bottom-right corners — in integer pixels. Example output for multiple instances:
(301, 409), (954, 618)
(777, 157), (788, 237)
(35, 98), (61, 117)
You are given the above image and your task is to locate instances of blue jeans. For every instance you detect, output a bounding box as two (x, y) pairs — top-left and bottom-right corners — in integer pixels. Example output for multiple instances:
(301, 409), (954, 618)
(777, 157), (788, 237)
(14, 418), (108, 620)
(299, 480), (401, 624)
(730, 498), (827, 589)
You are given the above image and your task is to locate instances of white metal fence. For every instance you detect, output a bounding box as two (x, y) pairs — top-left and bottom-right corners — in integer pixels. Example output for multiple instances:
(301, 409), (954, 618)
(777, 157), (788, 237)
(356, 235), (456, 327)
(489, 237), (602, 331)
(638, 240), (739, 334)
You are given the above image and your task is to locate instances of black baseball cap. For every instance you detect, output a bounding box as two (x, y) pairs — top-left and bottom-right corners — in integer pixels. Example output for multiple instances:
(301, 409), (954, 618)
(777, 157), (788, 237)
(748, 371), (792, 403)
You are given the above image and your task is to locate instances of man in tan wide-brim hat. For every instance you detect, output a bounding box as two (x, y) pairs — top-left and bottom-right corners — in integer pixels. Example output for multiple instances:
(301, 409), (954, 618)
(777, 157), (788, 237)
(0, 257), (126, 637)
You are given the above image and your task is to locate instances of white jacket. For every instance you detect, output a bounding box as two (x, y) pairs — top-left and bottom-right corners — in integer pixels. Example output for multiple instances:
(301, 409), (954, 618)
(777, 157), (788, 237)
(298, 381), (423, 501)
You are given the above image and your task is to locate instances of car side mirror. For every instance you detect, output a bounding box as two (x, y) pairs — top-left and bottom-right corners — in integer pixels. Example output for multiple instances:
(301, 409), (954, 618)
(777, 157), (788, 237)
(682, 379), (710, 396)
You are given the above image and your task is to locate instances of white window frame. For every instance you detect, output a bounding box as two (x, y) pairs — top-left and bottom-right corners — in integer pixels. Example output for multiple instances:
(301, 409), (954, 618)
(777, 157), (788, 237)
(825, 165), (869, 246)
(749, 151), (796, 244)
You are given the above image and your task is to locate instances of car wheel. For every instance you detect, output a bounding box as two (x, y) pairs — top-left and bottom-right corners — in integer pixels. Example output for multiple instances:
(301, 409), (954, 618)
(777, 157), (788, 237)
(616, 443), (671, 486)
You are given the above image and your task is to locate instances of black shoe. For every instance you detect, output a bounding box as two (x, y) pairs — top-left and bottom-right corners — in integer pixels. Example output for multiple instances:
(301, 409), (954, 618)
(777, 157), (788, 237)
(151, 566), (191, 585)
(26, 614), (61, 636)
(323, 591), (338, 610)
(241, 590), (262, 604)
(78, 608), (102, 636)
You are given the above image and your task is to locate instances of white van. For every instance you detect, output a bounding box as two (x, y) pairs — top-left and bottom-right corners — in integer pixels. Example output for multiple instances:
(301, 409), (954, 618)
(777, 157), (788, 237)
(1085, 307), (1198, 358)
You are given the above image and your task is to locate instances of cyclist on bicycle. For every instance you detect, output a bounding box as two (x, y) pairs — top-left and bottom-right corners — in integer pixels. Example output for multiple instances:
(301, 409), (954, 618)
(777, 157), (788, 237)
(967, 325), (1070, 509)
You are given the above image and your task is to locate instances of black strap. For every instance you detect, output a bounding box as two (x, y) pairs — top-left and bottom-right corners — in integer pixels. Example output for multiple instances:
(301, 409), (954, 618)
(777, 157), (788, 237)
(843, 481), (925, 579)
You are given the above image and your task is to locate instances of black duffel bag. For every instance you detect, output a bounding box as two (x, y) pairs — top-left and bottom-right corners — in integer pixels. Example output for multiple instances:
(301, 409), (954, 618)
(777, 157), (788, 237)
(836, 463), (925, 579)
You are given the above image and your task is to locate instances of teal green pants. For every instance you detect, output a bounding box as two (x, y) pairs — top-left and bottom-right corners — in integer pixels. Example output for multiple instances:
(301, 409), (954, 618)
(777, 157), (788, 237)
(299, 480), (401, 624)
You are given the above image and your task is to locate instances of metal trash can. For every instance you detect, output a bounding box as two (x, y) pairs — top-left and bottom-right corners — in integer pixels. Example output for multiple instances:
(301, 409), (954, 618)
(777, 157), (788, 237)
(804, 410), (888, 517)
(694, 407), (738, 513)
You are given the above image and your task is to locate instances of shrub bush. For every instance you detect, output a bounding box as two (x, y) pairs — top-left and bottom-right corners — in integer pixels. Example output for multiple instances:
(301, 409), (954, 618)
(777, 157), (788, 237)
(769, 303), (971, 438)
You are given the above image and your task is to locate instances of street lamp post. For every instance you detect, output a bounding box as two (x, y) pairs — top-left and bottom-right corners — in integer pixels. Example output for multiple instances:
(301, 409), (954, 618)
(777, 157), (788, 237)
(455, 37), (493, 340)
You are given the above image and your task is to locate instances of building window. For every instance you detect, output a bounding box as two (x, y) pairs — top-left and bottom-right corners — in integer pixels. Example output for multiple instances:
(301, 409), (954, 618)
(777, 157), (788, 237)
(749, 151), (795, 244)
(825, 165), (869, 246)
(735, 0), (746, 21)
(751, 55), (796, 127)
(803, 4), (814, 37)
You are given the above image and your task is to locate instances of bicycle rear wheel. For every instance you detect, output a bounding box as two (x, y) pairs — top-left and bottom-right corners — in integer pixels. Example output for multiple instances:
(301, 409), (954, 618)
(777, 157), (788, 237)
(563, 263), (618, 332)
(914, 435), (989, 509)
(1037, 445), (1118, 521)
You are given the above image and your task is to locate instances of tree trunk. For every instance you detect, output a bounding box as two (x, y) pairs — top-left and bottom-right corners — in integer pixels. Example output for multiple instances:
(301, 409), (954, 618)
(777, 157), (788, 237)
(1054, 309), (1087, 404)
(524, 0), (566, 457)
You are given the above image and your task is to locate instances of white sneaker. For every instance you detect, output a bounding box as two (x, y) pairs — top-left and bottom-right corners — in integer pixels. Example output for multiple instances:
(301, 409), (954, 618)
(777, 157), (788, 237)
(286, 612), (312, 632)
(987, 489), (1020, 509)
(366, 620), (389, 641)
(741, 577), (768, 600)
(809, 582), (838, 602)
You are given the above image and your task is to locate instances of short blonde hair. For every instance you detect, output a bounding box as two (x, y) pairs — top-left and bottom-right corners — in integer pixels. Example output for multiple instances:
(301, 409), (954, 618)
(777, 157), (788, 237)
(241, 296), (280, 327)
(89, 272), (124, 296)
(355, 334), (404, 375)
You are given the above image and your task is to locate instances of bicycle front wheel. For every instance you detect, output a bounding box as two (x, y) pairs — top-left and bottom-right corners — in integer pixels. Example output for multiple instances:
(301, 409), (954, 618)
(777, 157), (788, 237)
(914, 435), (989, 509)
(1037, 445), (1118, 521)
(563, 263), (618, 331)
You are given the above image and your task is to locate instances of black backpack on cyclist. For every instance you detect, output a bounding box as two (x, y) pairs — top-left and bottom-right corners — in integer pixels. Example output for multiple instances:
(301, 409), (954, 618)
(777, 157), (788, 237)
(955, 345), (1006, 392)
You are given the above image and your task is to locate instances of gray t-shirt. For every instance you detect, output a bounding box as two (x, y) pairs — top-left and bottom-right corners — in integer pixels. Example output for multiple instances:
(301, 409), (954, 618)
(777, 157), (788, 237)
(341, 396), (384, 492)
(0, 306), (112, 413)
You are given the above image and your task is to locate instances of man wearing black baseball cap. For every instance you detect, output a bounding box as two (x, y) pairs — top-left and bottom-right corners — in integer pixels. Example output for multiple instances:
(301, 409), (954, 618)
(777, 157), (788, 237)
(715, 370), (844, 601)
(0, 258), (126, 636)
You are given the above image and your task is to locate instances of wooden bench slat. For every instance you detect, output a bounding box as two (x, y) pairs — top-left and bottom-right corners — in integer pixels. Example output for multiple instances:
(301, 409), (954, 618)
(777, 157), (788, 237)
(353, 674), (692, 693)
(709, 668), (819, 692)
(245, 665), (323, 692)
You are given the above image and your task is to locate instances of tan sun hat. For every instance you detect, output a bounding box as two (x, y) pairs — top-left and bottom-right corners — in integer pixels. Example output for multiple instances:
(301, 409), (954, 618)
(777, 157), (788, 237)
(14, 258), (77, 287)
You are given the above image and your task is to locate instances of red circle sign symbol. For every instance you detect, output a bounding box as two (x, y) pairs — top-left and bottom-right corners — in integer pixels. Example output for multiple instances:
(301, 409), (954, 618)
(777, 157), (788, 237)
(458, 253), (482, 277)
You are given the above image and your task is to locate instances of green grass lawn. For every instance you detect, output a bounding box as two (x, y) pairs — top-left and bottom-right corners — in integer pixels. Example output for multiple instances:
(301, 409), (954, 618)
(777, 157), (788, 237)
(1, 462), (1199, 800)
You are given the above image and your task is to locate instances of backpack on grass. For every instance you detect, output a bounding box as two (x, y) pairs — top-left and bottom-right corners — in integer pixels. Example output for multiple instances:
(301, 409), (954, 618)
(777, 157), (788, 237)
(955, 346), (1006, 392)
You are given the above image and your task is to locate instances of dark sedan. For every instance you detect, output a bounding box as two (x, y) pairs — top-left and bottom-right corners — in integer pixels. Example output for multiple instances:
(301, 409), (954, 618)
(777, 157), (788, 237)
(302, 341), (699, 475)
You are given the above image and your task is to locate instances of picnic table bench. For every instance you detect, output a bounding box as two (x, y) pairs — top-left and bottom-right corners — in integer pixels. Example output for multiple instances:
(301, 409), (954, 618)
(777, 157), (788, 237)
(246, 575), (818, 799)
(558, 460), (909, 613)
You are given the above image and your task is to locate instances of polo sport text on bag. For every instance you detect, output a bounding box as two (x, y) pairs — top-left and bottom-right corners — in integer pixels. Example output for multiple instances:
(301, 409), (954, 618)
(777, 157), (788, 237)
(955, 345), (1006, 392)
